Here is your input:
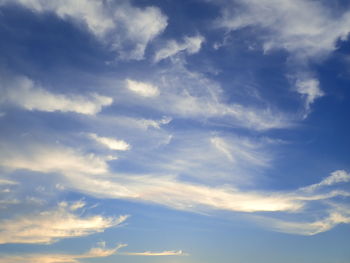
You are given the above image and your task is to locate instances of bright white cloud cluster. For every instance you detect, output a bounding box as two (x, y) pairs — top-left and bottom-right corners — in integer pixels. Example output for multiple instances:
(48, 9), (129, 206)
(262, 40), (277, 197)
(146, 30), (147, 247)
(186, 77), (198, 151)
(0, 201), (128, 244)
(0, 75), (112, 115)
(0, 0), (167, 60)
(154, 35), (205, 62)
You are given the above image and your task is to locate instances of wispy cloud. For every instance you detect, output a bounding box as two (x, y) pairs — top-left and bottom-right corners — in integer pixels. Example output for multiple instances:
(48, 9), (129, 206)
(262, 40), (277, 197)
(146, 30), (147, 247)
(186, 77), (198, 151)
(0, 0), (167, 60)
(0, 201), (128, 244)
(154, 35), (204, 62)
(300, 170), (350, 192)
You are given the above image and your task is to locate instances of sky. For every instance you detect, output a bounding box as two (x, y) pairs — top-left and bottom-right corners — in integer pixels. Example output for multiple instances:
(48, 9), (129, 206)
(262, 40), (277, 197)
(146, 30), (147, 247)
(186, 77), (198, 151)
(0, 0), (350, 262)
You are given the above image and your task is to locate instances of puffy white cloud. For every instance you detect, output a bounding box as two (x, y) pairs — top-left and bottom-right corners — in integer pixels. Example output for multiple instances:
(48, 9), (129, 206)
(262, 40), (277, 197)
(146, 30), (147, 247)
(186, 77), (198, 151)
(88, 133), (131, 151)
(0, 0), (167, 60)
(0, 75), (112, 115)
(126, 79), (160, 97)
(0, 201), (128, 244)
(154, 35), (205, 62)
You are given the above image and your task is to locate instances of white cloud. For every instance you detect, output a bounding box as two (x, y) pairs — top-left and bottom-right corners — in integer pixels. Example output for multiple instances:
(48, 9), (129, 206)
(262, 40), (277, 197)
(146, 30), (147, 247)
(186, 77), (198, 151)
(295, 77), (324, 110)
(217, 0), (350, 59)
(0, 75), (112, 115)
(126, 79), (160, 97)
(154, 35), (205, 62)
(114, 3), (168, 60)
(89, 133), (131, 151)
(0, 0), (167, 60)
(0, 201), (128, 244)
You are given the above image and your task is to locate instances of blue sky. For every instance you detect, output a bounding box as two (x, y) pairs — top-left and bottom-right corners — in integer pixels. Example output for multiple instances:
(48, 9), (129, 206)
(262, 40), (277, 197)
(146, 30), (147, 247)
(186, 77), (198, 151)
(0, 0), (350, 262)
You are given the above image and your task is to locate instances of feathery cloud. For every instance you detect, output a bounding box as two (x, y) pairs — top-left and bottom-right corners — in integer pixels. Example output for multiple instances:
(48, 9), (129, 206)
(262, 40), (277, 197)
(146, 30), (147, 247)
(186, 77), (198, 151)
(0, 201), (128, 244)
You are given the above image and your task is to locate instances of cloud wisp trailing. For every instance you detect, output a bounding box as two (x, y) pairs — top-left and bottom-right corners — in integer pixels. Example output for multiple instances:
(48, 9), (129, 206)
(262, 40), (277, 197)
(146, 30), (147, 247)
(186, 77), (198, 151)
(1, 133), (349, 236)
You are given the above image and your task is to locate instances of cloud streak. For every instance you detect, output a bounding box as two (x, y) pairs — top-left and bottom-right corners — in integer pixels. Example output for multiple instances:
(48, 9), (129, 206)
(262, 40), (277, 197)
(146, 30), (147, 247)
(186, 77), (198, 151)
(122, 250), (186, 256)
(0, 243), (126, 263)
